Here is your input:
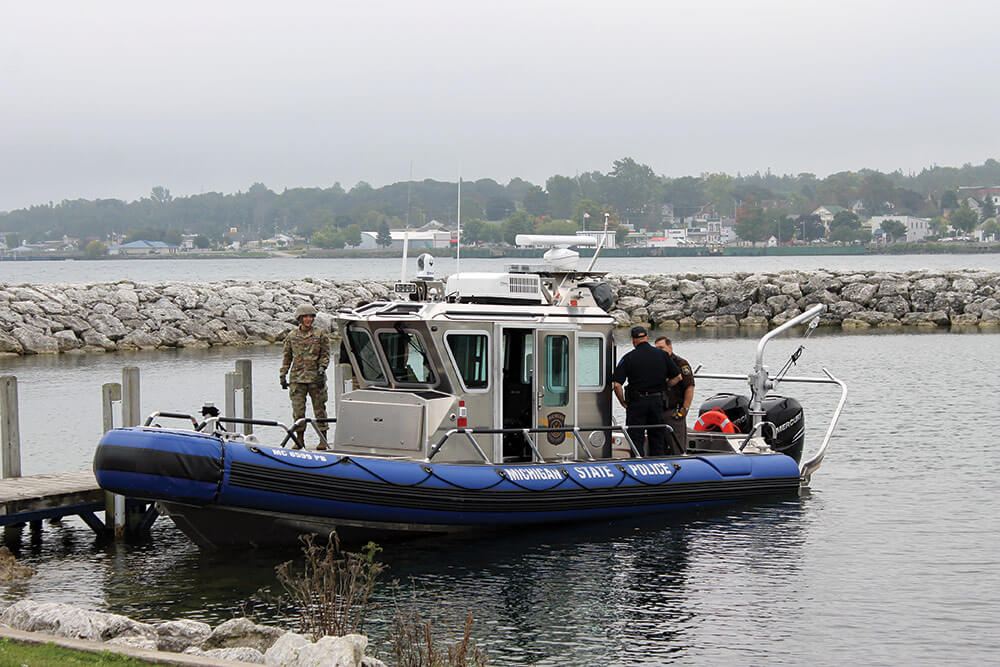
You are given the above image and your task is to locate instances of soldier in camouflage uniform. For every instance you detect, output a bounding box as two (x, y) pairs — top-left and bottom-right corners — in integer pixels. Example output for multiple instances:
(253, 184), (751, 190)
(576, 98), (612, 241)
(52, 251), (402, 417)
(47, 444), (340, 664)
(280, 304), (331, 449)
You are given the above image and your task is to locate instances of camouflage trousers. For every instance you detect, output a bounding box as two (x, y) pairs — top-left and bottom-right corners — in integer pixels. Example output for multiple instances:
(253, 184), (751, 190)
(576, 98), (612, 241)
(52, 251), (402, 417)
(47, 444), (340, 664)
(289, 381), (328, 437)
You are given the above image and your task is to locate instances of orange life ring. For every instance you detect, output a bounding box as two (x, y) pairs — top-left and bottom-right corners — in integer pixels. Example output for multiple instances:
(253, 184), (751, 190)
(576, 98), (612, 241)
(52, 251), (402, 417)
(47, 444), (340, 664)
(693, 408), (739, 434)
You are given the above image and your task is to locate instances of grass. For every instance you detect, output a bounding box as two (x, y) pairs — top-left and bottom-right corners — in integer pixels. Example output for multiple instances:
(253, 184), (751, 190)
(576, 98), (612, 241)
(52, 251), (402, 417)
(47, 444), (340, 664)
(0, 638), (159, 666)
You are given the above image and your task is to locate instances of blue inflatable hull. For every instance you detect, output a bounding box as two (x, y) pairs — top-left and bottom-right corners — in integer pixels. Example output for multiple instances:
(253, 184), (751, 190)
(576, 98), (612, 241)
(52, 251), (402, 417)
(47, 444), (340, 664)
(94, 427), (802, 548)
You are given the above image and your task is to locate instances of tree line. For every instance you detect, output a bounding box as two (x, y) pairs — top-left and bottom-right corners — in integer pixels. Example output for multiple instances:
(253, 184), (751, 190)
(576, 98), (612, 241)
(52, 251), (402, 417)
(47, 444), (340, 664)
(2, 158), (999, 247)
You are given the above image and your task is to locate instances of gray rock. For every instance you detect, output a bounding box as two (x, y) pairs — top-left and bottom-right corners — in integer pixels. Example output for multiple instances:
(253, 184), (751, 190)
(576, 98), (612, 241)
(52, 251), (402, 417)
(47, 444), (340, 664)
(677, 279), (704, 298)
(875, 296), (909, 319)
(90, 313), (128, 340)
(799, 289), (839, 307)
(202, 617), (284, 654)
(54, 329), (82, 351)
(876, 279), (910, 297)
(841, 282), (878, 306)
(716, 299), (752, 317)
(932, 291), (969, 315)
(952, 278), (977, 292)
(739, 316), (769, 328)
(964, 297), (1000, 315)
(765, 294), (794, 312)
(699, 315), (739, 327)
(747, 303), (772, 318)
(830, 300), (862, 318)
(195, 646), (265, 663)
(758, 283), (781, 299)
(0, 330), (24, 354)
(295, 634), (368, 667)
(156, 619), (212, 653)
(0, 600), (156, 642)
(12, 326), (59, 354)
(853, 310), (898, 325)
(264, 631), (311, 666)
(980, 308), (1000, 324)
(689, 292), (718, 312)
(118, 331), (162, 349)
(615, 296), (648, 312)
(771, 308), (803, 325)
(778, 281), (803, 299)
(82, 329), (117, 351)
(951, 313), (979, 325)
(914, 276), (949, 292)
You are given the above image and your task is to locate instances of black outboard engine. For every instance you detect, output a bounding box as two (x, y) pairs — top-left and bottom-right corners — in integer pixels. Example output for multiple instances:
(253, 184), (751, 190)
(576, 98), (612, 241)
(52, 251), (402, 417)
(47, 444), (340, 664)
(697, 393), (806, 462)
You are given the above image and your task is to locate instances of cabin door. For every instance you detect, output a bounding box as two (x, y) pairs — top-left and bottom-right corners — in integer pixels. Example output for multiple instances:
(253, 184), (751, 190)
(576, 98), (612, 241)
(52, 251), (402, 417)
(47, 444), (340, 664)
(533, 329), (576, 459)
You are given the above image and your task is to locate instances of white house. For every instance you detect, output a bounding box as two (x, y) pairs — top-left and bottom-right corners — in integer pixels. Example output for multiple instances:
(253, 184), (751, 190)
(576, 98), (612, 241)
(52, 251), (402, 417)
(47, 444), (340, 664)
(357, 230), (452, 250)
(109, 240), (180, 256)
(869, 215), (931, 243)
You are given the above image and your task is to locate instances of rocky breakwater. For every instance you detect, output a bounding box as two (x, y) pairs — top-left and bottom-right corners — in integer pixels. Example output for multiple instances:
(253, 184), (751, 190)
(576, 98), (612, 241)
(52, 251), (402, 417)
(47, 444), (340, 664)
(606, 269), (1000, 330)
(0, 278), (392, 356)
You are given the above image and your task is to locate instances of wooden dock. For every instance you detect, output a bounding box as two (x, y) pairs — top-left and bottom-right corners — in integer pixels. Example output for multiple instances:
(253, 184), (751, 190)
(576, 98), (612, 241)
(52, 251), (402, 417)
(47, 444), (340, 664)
(0, 470), (156, 535)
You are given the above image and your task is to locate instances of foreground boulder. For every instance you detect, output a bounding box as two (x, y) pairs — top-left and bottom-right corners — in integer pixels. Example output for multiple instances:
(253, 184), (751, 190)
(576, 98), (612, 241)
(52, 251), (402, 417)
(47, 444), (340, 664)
(201, 616), (285, 654)
(0, 600), (156, 642)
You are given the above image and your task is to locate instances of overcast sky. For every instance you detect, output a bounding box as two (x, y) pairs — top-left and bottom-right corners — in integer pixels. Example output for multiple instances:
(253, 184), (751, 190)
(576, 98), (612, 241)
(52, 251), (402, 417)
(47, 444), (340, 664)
(2, 0), (998, 212)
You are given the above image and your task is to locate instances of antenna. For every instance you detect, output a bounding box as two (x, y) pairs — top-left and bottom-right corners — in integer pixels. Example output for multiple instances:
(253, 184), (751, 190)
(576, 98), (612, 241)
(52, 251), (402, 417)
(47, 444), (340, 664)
(401, 162), (413, 281)
(585, 213), (611, 272)
(456, 169), (462, 277)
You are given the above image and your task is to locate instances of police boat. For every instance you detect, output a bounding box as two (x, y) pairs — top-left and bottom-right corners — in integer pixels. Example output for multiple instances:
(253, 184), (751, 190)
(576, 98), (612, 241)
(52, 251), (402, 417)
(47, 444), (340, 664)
(93, 240), (847, 549)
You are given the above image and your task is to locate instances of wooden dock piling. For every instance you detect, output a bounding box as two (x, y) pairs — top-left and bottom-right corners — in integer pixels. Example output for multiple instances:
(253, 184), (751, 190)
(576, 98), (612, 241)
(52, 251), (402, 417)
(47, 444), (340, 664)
(1, 376), (21, 479)
(236, 358), (253, 434)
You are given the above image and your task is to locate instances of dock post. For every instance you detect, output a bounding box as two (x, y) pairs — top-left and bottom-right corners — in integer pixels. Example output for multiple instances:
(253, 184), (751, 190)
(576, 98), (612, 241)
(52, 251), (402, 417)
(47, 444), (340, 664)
(102, 382), (125, 537)
(0, 376), (21, 479)
(119, 368), (141, 537)
(121, 367), (141, 428)
(236, 359), (252, 434)
(225, 372), (240, 421)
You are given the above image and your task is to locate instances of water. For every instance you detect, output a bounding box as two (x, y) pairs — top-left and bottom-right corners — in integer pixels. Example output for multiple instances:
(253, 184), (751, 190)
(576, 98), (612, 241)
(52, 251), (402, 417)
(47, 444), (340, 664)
(1, 252), (999, 285)
(0, 329), (998, 664)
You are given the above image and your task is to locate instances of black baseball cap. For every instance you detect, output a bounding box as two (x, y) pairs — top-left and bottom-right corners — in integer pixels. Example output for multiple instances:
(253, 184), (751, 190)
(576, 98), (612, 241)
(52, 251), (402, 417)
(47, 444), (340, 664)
(630, 326), (648, 338)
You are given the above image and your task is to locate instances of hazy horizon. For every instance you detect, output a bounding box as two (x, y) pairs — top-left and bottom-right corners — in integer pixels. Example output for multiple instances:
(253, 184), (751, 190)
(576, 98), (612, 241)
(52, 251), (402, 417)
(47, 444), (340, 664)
(3, 0), (999, 212)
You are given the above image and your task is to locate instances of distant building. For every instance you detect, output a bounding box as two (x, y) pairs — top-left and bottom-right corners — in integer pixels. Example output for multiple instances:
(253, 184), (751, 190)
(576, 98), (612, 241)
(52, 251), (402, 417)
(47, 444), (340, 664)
(575, 229), (617, 249)
(869, 215), (932, 243)
(957, 186), (1000, 209)
(357, 230), (452, 250)
(108, 240), (179, 256)
(812, 205), (847, 230)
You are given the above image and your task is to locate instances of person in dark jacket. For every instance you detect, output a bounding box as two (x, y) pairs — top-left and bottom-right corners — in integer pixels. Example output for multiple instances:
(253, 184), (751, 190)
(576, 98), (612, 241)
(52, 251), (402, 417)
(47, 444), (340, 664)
(613, 326), (681, 456)
(656, 337), (695, 454)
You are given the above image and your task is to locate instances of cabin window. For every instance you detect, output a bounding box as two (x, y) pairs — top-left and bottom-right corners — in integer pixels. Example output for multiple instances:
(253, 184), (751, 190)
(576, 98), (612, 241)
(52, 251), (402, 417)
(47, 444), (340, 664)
(347, 327), (386, 383)
(446, 332), (489, 391)
(543, 334), (569, 407)
(521, 334), (534, 384)
(378, 330), (437, 385)
(577, 335), (603, 390)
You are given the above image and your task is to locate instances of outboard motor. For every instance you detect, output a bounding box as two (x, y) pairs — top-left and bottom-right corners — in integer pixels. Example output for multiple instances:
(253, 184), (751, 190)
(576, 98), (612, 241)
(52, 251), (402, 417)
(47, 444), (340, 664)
(697, 393), (806, 462)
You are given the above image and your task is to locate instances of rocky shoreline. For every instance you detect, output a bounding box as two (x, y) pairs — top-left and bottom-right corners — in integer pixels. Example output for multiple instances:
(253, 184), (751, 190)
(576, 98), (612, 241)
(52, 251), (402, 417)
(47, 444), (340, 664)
(0, 599), (384, 665)
(0, 270), (997, 356)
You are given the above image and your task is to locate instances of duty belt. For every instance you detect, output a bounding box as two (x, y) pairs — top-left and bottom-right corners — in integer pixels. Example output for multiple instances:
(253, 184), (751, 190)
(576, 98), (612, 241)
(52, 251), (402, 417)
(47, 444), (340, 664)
(632, 390), (663, 398)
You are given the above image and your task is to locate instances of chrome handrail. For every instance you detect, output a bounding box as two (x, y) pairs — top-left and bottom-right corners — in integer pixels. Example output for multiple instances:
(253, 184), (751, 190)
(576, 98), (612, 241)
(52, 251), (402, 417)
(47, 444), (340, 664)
(695, 368), (848, 482)
(425, 424), (643, 463)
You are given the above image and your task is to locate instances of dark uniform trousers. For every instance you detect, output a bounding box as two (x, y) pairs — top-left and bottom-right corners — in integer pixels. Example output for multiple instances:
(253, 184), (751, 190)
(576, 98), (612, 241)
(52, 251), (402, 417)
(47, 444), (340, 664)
(663, 412), (686, 455)
(626, 393), (667, 457)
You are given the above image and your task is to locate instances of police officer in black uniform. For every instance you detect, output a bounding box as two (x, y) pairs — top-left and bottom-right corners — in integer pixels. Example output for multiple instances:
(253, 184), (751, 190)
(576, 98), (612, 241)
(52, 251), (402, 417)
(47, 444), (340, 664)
(613, 326), (682, 456)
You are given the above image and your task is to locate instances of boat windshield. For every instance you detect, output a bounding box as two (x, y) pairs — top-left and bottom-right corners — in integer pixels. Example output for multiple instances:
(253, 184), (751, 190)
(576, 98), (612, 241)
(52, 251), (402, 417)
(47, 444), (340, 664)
(347, 327), (387, 383)
(378, 329), (437, 385)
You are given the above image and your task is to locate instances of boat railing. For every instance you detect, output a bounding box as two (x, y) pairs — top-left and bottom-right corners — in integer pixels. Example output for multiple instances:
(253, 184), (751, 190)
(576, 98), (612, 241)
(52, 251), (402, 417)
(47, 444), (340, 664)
(694, 369), (848, 483)
(142, 411), (337, 449)
(426, 423), (667, 463)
